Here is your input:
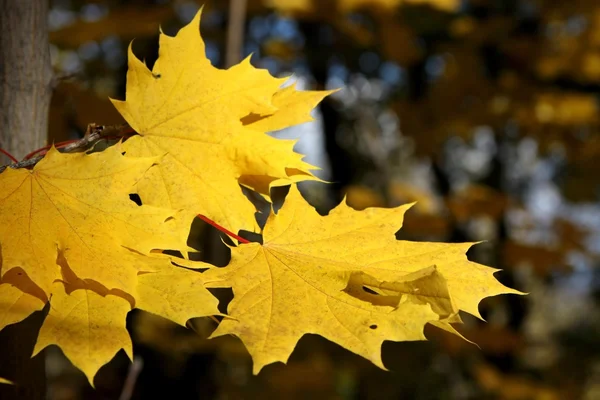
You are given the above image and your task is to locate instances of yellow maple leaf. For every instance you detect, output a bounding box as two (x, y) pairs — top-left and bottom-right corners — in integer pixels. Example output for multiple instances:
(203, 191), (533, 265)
(238, 83), (331, 195)
(135, 266), (220, 327)
(111, 9), (328, 233)
(0, 145), (189, 297)
(0, 267), (46, 332)
(32, 281), (132, 386)
(264, 0), (313, 14)
(0, 377), (14, 385)
(205, 186), (519, 373)
(0, 144), (220, 383)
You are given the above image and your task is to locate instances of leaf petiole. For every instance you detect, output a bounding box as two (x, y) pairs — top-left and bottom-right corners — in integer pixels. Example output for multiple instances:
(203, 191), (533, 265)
(0, 148), (18, 163)
(24, 139), (80, 160)
(197, 214), (250, 244)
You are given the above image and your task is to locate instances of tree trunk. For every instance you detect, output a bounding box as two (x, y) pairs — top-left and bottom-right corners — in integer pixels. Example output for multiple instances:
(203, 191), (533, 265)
(0, 0), (52, 162)
(0, 0), (51, 398)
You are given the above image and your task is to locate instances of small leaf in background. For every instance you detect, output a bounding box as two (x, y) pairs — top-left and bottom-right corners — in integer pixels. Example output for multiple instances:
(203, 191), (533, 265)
(0, 377), (14, 385)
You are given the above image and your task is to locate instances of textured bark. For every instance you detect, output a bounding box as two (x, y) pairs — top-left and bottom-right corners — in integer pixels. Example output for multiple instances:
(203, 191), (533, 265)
(0, 0), (52, 162)
(0, 0), (51, 398)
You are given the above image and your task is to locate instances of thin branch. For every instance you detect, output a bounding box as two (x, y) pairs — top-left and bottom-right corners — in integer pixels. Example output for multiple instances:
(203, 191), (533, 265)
(0, 155), (44, 173)
(225, 0), (248, 68)
(0, 123), (131, 173)
(24, 138), (80, 160)
(50, 71), (79, 90)
(118, 357), (143, 400)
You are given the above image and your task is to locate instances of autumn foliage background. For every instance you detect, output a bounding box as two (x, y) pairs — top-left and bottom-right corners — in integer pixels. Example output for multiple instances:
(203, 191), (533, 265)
(2, 0), (600, 399)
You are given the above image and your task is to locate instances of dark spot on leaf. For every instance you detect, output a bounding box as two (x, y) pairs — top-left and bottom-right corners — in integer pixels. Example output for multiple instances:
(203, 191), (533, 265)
(152, 73), (161, 79)
(369, 324), (378, 330)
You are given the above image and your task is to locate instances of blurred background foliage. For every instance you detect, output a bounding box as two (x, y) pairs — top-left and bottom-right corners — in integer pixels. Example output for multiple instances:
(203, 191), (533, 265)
(43, 0), (599, 399)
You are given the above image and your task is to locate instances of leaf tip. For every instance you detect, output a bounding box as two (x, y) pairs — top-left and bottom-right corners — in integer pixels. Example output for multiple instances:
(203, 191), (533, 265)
(0, 377), (15, 385)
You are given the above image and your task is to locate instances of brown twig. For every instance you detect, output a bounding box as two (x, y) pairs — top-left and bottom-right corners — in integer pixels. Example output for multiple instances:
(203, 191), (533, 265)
(50, 71), (79, 89)
(118, 356), (144, 400)
(0, 123), (131, 174)
(0, 155), (43, 174)
(225, 0), (248, 68)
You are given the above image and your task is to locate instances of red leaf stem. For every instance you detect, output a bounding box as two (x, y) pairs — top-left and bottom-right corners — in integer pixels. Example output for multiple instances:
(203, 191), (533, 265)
(0, 148), (18, 163)
(24, 139), (80, 160)
(197, 214), (250, 244)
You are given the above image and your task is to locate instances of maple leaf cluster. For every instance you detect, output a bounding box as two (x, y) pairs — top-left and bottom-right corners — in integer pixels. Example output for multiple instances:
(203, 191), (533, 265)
(0, 9), (519, 385)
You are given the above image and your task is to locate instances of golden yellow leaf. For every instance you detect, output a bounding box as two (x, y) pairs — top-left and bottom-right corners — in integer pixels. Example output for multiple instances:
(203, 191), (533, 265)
(238, 83), (331, 196)
(135, 267), (220, 327)
(0, 284), (42, 331)
(265, 0), (460, 14)
(206, 186), (519, 373)
(0, 145), (189, 297)
(346, 266), (457, 318)
(263, 0), (314, 15)
(0, 145), (219, 383)
(111, 9), (327, 233)
(0, 268), (46, 332)
(337, 0), (402, 12)
(403, 0), (459, 12)
(338, 0), (460, 13)
(32, 282), (132, 386)
(0, 377), (14, 385)
(241, 83), (331, 133)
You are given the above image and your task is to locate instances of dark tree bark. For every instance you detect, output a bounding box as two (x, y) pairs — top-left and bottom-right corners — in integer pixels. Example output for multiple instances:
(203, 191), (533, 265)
(0, 0), (52, 161)
(0, 0), (51, 398)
